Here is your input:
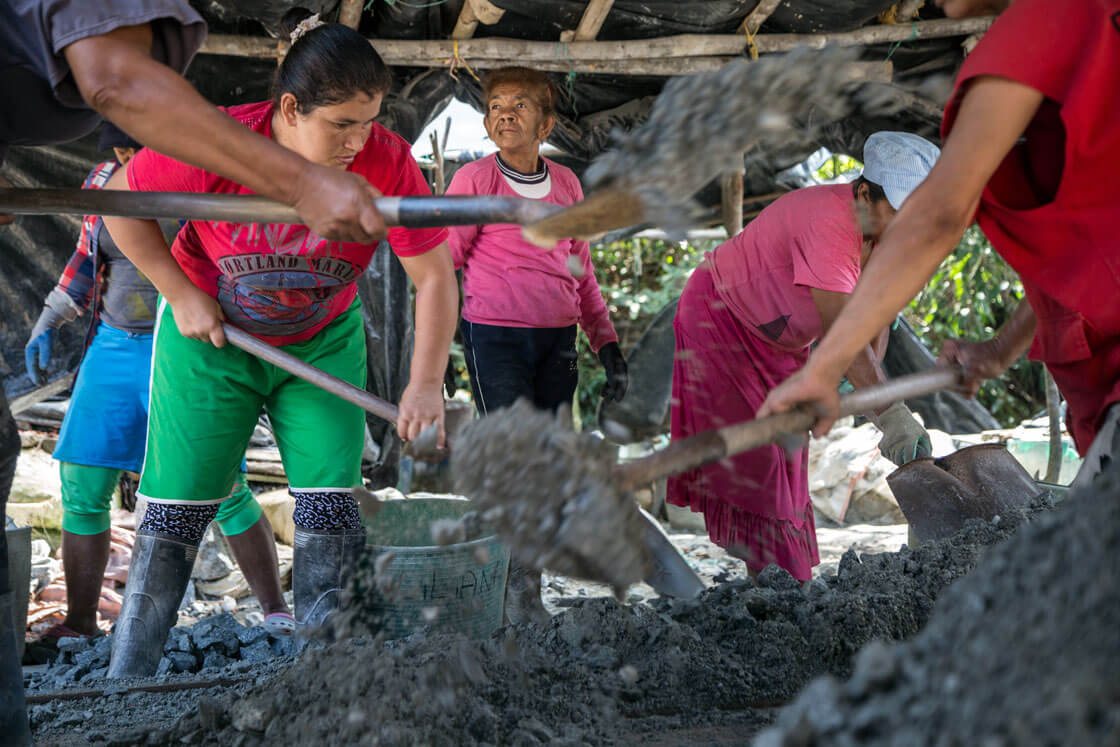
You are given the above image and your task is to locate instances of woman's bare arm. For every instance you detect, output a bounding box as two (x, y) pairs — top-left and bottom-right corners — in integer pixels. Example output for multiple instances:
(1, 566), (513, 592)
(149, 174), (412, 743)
(760, 76), (1044, 431)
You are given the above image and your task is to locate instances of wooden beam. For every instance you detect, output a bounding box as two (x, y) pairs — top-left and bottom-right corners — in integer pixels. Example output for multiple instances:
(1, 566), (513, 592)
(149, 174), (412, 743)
(199, 33), (893, 78)
(573, 0), (615, 41)
(739, 0), (781, 36)
(720, 158), (745, 236)
(200, 15), (992, 67)
(338, 0), (363, 30)
(452, 0), (506, 40)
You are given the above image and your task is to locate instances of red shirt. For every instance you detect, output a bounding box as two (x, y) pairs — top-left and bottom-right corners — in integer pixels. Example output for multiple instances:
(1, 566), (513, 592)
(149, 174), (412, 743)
(127, 101), (446, 345)
(942, 0), (1120, 453)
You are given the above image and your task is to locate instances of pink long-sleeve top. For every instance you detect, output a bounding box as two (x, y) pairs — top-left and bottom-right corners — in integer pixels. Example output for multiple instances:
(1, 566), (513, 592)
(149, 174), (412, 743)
(445, 154), (618, 352)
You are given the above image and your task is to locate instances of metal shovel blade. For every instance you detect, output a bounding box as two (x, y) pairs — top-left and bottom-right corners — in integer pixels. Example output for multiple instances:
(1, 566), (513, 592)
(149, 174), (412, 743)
(637, 508), (705, 599)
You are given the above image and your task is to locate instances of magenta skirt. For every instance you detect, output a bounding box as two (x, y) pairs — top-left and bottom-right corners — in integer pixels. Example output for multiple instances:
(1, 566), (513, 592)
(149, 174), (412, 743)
(666, 263), (820, 581)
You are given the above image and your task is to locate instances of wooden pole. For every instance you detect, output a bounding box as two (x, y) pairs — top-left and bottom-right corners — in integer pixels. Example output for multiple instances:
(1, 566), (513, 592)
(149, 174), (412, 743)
(720, 155), (745, 236)
(739, 0), (781, 36)
(451, 0), (506, 40)
(338, 0), (363, 30)
(200, 16), (994, 64)
(570, 0), (615, 41)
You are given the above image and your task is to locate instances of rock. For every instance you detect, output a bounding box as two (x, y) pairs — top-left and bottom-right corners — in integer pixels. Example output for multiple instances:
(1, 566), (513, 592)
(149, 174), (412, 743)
(193, 530), (235, 582)
(256, 489), (295, 545)
(756, 564), (800, 591)
(56, 636), (92, 657)
(167, 651), (198, 673)
(197, 571), (251, 600)
(202, 650), (232, 671)
(156, 657), (175, 676)
(240, 639), (274, 665)
(271, 635), (297, 657)
(191, 613), (242, 655)
(237, 625), (270, 647)
(166, 627), (192, 653)
(231, 701), (274, 733)
(8, 448), (64, 530)
(74, 645), (110, 671)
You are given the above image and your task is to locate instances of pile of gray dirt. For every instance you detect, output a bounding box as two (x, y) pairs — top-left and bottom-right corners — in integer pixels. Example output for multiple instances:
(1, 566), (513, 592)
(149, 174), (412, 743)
(120, 496), (1051, 746)
(756, 467), (1120, 746)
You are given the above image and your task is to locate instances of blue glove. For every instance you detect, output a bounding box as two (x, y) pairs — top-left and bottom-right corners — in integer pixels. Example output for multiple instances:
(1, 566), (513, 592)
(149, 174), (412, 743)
(24, 289), (77, 384)
(24, 327), (55, 385)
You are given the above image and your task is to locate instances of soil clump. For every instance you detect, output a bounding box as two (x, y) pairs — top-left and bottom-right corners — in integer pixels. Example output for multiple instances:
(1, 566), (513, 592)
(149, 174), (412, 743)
(757, 466), (1120, 746)
(451, 401), (650, 593)
(93, 494), (1049, 745)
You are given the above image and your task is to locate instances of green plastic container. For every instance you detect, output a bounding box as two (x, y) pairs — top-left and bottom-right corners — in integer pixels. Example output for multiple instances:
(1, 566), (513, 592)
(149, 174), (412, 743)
(364, 498), (509, 640)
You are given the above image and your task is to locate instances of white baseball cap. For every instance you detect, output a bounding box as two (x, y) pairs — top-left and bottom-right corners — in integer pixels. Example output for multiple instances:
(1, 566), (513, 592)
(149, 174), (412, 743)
(861, 131), (941, 210)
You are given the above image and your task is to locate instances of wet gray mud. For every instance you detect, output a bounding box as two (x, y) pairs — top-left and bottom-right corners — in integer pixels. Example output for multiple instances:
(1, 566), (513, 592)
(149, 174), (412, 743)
(583, 46), (901, 233)
(34, 489), (1066, 746)
(757, 467), (1120, 747)
(451, 401), (650, 593)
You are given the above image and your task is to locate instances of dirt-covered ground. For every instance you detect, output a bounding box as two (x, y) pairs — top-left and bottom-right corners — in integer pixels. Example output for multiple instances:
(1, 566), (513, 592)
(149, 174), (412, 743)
(27, 488), (1057, 746)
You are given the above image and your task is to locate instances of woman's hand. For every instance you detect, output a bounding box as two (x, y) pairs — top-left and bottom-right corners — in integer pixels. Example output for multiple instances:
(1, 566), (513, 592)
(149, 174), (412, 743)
(758, 362), (844, 436)
(292, 164), (388, 244)
(168, 283), (226, 347)
(398, 381), (446, 448)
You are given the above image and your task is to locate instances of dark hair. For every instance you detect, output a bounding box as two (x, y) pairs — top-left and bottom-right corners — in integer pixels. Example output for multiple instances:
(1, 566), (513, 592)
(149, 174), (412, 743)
(272, 9), (392, 113)
(484, 67), (555, 117)
(852, 176), (888, 204)
(98, 122), (140, 151)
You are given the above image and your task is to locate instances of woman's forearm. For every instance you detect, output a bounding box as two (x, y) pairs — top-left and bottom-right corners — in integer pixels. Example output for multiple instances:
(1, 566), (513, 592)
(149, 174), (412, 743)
(810, 200), (973, 383)
(407, 250), (459, 388)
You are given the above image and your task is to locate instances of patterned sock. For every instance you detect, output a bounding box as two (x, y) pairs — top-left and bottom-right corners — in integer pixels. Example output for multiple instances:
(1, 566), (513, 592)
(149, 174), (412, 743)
(139, 502), (219, 545)
(292, 489), (363, 531)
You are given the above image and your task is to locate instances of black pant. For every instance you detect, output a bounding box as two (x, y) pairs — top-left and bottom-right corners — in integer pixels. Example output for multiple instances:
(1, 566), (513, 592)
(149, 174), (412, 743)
(460, 321), (579, 415)
(0, 388), (19, 595)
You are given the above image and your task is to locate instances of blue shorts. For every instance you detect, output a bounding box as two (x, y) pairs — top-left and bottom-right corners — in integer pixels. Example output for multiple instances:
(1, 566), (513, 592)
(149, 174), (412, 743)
(53, 322), (152, 472)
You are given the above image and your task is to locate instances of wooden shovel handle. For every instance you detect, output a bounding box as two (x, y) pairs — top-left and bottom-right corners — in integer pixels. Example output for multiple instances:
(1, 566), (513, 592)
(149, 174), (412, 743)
(615, 366), (964, 491)
(222, 323), (400, 425)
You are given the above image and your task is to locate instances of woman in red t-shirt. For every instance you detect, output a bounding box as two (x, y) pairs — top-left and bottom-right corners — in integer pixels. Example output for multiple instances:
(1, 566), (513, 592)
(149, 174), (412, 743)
(100, 13), (458, 676)
(763, 0), (1120, 490)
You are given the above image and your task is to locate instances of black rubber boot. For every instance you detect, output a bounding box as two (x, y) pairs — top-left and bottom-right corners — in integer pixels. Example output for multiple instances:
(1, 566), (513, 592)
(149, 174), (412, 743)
(107, 532), (196, 678)
(292, 526), (366, 629)
(0, 590), (32, 745)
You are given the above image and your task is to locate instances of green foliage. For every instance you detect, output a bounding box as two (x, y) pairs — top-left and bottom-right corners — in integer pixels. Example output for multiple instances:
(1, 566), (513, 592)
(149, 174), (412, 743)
(903, 225), (1045, 427)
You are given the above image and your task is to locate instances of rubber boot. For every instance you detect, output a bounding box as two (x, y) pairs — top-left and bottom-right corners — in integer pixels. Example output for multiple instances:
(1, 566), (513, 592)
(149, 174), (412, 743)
(0, 590), (32, 745)
(107, 532), (196, 678)
(503, 562), (550, 626)
(292, 526), (366, 629)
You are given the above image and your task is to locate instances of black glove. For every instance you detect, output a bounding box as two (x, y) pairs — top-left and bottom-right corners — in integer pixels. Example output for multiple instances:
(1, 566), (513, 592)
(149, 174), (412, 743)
(597, 342), (629, 402)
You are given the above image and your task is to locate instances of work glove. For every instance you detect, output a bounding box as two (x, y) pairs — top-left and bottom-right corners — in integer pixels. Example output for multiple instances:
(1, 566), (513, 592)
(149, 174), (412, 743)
(24, 288), (79, 385)
(598, 342), (629, 403)
(876, 402), (932, 466)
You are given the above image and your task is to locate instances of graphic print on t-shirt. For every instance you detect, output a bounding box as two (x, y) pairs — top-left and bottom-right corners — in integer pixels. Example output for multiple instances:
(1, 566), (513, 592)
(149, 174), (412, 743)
(213, 223), (361, 336)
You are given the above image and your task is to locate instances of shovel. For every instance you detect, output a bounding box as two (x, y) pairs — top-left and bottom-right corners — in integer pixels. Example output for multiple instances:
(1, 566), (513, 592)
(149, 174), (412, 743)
(0, 188), (563, 229)
(224, 324), (707, 598)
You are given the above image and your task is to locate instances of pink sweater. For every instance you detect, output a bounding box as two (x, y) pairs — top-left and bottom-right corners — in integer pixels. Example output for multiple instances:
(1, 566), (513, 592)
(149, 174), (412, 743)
(446, 154), (618, 352)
